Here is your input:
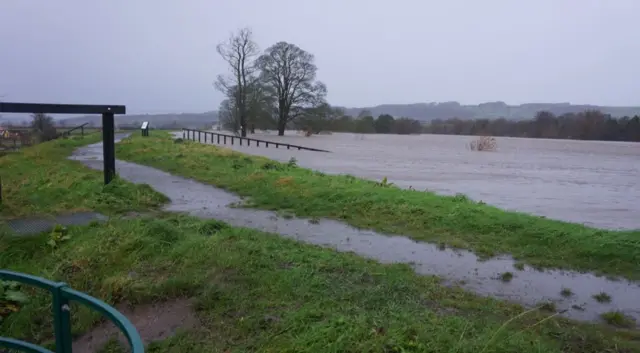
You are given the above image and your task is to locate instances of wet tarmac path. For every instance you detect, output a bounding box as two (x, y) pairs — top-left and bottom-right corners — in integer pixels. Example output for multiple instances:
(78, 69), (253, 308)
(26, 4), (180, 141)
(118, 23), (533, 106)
(68, 134), (640, 326)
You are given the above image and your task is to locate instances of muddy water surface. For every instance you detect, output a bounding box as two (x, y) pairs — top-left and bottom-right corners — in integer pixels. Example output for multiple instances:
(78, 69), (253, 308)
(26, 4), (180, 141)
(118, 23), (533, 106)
(70, 137), (640, 326)
(185, 130), (640, 230)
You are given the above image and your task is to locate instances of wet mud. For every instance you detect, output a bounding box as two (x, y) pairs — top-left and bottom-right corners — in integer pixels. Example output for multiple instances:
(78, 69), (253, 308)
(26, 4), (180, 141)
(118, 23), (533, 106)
(69, 136), (640, 326)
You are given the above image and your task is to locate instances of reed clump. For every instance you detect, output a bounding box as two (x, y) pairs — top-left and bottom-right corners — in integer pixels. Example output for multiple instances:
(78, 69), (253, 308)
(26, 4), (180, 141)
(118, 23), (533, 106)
(470, 136), (497, 151)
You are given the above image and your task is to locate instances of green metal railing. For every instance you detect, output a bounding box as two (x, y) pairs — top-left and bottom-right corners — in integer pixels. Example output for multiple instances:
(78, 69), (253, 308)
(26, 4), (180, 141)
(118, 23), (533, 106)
(0, 270), (144, 353)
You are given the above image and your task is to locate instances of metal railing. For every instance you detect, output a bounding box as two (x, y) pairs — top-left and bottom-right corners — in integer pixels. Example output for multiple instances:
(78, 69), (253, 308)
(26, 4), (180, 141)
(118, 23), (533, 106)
(182, 128), (330, 152)
(0, 270), (144, 353)
(59, 123), (89, 138)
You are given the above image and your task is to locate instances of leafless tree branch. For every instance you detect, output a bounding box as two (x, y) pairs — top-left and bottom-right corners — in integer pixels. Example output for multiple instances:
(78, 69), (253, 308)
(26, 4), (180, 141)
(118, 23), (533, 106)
(215, 27), (259, 137)
(256, 42), (327, 135)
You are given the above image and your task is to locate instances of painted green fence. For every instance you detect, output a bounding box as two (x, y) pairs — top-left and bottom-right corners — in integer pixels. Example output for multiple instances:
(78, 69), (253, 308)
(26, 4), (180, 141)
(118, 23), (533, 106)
(0, 270), (144, 353)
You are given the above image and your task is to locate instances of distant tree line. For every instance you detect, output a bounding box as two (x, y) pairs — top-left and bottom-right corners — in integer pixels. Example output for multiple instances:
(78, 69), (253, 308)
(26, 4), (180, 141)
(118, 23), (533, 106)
(423, 110), (640, 142)
(292, 107), (423, 135)
(214, 28), (639, 142)
(287, 108), (640, 141)
(1, 113), (59, 144)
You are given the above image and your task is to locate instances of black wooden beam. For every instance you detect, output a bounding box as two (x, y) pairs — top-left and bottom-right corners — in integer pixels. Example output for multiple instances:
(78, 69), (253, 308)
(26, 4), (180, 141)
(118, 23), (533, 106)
(0, 101), (125, 185)
(0, 102), (126, 115)
(102, 113), (116, 184)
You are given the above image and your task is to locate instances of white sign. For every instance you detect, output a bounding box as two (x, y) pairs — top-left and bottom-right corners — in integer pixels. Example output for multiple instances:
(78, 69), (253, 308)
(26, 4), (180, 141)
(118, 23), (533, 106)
(141, 121), (149, 129)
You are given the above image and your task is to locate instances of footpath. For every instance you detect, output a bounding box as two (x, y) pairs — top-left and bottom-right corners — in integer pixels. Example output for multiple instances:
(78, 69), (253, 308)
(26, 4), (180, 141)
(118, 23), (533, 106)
(63, 135), (640, 326)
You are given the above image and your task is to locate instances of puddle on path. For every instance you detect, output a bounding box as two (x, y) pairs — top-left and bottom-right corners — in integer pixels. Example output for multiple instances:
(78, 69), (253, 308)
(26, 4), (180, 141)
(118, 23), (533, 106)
(69, 137), (640, 326)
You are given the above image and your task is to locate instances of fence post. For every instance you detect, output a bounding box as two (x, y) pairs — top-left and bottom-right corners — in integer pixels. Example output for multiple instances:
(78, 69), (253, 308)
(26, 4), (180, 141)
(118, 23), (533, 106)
(217, 134), (220, 144)
(102, 112), (116, 185)
(52, 284), (72, 353)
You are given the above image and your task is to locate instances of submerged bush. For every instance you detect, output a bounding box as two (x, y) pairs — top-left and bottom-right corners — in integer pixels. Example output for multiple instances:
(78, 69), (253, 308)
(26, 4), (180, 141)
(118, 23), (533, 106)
(469, 136), (497, 151)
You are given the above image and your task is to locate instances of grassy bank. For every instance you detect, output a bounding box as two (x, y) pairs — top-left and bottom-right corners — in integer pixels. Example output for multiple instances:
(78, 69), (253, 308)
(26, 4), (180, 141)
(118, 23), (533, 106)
(1, 133), (639, 352)
(0, 134), (166, 220)
(116, 133), (640, 280)
(2, 214), (639, 352)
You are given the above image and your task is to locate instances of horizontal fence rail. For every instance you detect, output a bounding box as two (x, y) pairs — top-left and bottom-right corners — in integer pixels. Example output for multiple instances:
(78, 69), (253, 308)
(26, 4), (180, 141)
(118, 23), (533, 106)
(60, 123), (89, 138)
(0, 270), (144, 353)
(182, 128), (330, 153)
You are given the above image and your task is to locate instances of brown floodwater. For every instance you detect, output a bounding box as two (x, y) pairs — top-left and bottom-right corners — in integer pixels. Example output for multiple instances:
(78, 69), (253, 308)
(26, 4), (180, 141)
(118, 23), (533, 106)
(189, 131), (640, 230)
(70, 136), (640, 326)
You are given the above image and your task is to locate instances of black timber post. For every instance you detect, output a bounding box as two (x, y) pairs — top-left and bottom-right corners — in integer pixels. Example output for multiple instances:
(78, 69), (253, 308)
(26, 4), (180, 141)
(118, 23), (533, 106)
(102, 112), (116, 184)
(0, 102), (126, 187)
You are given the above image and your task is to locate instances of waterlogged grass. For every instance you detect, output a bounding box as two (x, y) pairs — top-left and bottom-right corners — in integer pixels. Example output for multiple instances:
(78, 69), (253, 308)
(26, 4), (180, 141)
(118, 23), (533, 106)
(601, 311), (637, 329)
(0, 134), (167, 219)
(1, 215), (639, 353)
(593, 292), (613, 303)
(116, 133), (640, 280)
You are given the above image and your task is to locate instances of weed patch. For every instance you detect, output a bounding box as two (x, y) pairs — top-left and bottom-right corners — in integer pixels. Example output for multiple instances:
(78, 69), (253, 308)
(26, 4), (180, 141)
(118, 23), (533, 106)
(0, 135), (166, 219)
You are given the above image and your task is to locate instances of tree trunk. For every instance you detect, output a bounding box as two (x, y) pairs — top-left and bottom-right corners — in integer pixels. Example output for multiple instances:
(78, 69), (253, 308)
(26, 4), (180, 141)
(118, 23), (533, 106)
(277, 118), (286, 136)
(250, 123), (255, 134)
(239, 108), (247, 137)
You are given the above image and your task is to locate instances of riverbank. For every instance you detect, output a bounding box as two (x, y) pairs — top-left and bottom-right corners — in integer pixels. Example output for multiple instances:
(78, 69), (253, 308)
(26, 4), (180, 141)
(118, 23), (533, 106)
(1, 136), (639, 352)
(115, 133), (640, 280)
(203, 129), (640, 230)
(0, 134), (166, 219)
(6, 214), (640, 352)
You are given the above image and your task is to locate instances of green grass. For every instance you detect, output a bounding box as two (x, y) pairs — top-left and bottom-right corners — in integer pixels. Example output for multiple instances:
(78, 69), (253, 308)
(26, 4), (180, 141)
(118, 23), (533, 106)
(2, 214), (639, 353)
(0, 134), (167, 220)
(115, 133), (640, 280)
(560, 288), (574, 297)
(1, 135), (639, 352)
(593, 292), (612, 303)
(601, 311), (636, 329)
(499, 272), (514, 282)
(537, 302), (557, 313)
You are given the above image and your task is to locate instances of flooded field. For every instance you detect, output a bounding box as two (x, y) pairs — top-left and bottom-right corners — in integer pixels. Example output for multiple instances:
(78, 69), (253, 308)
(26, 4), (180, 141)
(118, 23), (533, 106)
(74, 137), (640, 325)
(189, 131), (640, 230)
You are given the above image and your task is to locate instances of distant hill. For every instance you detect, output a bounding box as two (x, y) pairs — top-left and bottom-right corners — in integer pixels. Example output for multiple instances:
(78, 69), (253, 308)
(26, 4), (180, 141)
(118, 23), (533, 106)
(57, 112), (218, 129)
(341, 101), (640, 121)
(4, 101), (638, 128)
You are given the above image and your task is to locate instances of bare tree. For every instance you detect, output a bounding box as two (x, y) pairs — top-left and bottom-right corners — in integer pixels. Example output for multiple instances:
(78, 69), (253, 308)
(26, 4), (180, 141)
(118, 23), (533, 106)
(246, 80), (277, 132)
(256, 42), (327, 136)
(30, 113), (57, 141)
(215, 27), (259, 137)
(218, 82), (274, 134)
(218, 98), (240, 134)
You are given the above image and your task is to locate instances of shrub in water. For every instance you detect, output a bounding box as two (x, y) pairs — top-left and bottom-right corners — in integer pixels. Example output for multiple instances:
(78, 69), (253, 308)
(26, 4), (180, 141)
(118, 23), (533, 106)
(469, 136), (497, 151)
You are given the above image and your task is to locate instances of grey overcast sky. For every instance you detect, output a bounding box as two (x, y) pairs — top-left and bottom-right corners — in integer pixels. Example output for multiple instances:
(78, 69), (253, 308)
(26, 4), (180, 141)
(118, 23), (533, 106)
(1, 0), (639, 114)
